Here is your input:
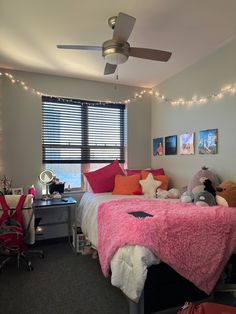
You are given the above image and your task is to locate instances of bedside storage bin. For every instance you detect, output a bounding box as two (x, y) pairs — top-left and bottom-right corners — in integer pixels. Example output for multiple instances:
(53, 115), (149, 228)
(72, 226), (86, 253)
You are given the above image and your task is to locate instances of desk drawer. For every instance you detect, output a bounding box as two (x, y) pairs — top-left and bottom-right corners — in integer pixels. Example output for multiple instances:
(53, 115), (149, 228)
(35, 206), (68, 224)
(36, 223), (68, 240)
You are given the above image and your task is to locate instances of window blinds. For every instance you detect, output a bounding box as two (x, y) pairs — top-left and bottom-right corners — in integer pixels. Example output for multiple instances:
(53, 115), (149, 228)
(42, 96), (125, 164)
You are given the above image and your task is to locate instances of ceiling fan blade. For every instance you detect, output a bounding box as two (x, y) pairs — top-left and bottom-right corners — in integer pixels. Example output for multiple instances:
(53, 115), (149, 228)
(57, 45), (102, 51)
(104, 63), (117, 75)
(113, 12), (136, 42)
(129, 47), (172, 62)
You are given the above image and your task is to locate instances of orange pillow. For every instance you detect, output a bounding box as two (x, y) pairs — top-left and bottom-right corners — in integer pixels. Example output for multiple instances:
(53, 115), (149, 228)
(141, 170), (169, 190)
(112, 174), (142, 195)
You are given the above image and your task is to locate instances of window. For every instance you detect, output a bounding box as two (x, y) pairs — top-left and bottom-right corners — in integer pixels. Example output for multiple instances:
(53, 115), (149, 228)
(42, 96), (126, 189)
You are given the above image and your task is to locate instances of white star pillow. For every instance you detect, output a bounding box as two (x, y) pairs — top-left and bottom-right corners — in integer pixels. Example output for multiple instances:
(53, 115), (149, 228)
(139, 173), (162, 198)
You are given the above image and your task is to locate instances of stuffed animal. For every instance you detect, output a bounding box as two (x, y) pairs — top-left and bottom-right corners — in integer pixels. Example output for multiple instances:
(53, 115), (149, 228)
(194, 191), (217, 206)
(156, 188), (180, 199)
(188, 166), (220, 194)
(203, 179), (216, 197)
(156, 188), (169, 199)
(167, 188), (181, 199)
(216, 181), (236, 207)
(181, 191), (194, 203)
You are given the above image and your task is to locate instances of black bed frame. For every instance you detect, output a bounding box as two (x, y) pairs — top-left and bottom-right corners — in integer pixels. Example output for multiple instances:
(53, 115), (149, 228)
(127, 263), (209, 314)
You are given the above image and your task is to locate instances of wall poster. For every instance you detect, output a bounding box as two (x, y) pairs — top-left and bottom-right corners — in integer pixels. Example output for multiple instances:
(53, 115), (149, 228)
(153, 137), (164, 156)
(165, 135), (177, 155)
(198, 129), (218, 154)
(180, 132), (195, 155)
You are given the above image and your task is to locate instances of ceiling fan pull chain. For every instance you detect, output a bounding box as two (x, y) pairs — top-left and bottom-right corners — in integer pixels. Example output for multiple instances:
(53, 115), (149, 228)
(114, 72), (117, 90)
(114, 65), (119, 90)
(116, 62), (119, 81)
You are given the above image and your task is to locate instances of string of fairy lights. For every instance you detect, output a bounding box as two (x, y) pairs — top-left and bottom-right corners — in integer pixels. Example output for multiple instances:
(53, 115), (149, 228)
(0, 70), (235, 106)
(0, 71), (43, 96)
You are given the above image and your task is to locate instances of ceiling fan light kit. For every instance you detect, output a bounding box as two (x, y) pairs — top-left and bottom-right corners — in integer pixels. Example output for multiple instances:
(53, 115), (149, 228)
(103, 40), (129, 65)
(104, 52), (128, 65)
(57, 12), (172, 75)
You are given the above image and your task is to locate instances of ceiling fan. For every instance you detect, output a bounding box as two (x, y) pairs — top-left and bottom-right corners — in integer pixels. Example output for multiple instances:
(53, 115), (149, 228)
(57, 12), (172, 75)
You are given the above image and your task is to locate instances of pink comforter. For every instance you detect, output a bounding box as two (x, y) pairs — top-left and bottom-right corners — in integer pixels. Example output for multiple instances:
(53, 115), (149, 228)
(97, 198), (236, 294)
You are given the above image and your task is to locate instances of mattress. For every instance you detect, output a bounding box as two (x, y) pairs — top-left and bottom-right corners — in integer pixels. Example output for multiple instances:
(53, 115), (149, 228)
(77, 192), (179, 302)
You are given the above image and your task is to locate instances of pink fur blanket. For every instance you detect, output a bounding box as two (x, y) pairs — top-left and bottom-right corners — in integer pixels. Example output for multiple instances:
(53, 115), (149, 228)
(97, 198), (236, 294)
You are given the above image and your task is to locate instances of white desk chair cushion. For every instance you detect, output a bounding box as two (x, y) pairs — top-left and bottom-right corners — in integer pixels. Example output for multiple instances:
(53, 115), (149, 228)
(0, 195), (33, 209)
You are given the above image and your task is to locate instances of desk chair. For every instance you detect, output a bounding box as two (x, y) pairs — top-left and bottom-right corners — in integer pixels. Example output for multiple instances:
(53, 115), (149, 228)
(0, 194), (43, 272)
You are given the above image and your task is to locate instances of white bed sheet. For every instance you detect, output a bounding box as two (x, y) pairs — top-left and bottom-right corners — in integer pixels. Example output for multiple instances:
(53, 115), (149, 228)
(77, 192), (179, 302)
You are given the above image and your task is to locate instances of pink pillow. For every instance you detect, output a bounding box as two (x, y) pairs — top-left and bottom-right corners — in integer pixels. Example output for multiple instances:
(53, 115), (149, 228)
(126, 169), (142, 176)
(149, 168), (165, 176)
(126, 168), (165, 176)
(84, 160), (124, 193)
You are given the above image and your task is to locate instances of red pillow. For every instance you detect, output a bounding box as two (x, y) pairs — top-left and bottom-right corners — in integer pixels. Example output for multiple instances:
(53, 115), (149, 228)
(126, 168), (165, 176)
(84, 160), (124, 193)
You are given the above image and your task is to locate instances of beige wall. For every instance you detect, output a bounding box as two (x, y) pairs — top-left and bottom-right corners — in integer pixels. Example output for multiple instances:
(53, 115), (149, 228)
(0, 70), (151, 195)
(2, 38), (234, 194)
(127, 97), (151, 168)
(151, 38), (236, 188)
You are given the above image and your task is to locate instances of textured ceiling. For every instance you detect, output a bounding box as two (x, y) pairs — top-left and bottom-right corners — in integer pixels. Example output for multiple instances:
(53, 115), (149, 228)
(0, 0), (235, 88)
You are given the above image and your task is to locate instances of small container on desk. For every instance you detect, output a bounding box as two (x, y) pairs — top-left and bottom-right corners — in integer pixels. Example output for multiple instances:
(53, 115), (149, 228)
(49, 182), (65, 194)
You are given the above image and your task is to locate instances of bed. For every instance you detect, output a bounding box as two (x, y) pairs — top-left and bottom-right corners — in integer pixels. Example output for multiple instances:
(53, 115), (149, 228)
(77, 192), (236, 313)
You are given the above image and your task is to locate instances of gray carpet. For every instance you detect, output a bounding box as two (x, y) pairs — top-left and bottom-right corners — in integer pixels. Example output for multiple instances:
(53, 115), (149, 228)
(0, 240), (129, 314)
(1, 240), (236, 314)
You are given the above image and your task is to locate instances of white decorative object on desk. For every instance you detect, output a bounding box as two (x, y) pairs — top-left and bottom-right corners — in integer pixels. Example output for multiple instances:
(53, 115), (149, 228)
(53, 193), (62, 199)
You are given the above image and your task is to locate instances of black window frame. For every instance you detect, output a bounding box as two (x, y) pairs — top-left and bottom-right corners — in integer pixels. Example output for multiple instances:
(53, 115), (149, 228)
(42, 96), (126, 165)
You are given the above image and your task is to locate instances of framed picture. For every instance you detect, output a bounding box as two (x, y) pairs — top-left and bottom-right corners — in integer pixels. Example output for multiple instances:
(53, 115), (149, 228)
(180, 132), (195, 155)
(198, 129), (218, 154)
(165, 135), (177, 155)
(12, 187), (24, 195)
(153, 137), (164, 156)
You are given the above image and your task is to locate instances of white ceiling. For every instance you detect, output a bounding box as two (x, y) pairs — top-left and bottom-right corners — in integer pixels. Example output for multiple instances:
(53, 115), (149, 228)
(0, 0), (235, 88)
